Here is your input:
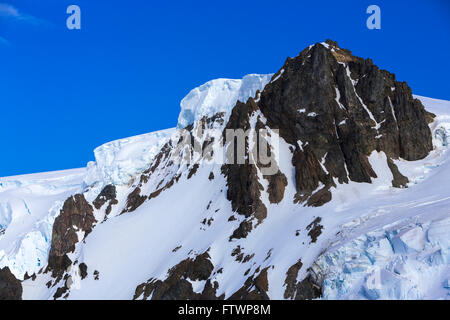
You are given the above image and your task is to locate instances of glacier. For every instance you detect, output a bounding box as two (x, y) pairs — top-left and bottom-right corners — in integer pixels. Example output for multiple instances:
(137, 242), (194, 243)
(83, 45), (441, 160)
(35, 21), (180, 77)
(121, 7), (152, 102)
(313, 217), (450, 299)
(84, 128), (176, 187)
(177, 74), (273, 129)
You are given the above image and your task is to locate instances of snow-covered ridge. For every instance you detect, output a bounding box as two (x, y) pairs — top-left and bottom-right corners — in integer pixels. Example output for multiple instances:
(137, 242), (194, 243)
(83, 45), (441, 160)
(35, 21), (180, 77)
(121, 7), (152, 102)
(177, 74), (273, 129)
(85, 73), (274, 187)
(84, 128), (176, 187)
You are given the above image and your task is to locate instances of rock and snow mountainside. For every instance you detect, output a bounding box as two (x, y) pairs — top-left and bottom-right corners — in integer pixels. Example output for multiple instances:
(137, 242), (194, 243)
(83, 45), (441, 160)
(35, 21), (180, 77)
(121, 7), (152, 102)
(0, 40), (449, 300)
(0, 169), (86, 280)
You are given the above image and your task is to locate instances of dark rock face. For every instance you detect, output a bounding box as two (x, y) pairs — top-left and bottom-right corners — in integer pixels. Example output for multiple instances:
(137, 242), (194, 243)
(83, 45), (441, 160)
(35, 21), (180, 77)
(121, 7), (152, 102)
(122, 187), (147, 213)
(256, 40), (433, 205)
(133, 252), (219, 300)
(229, 220), (253, 241)
(222, 101), (267, 219)
(133, 251), (271, 300)
(93, 185), (118, 215)
(306, 217), (323, 243)
(47, 194), (96, 278)
(266, 171), (288, 204)
(222, 163), (267, 223)
(291, 275), (322, 300)
(53, 279), (69, 299)
(79, 263), (88, 280)
(0, 267), (22, 300)
(306, 187), (332, 207)
(187, 163), (199, 179)
(220, 40), (432, 246)
(284, 260), (321, 300)
(387, 157), (409, 187)
(284, 259), (303, 299)
(228, 267), (270, 300)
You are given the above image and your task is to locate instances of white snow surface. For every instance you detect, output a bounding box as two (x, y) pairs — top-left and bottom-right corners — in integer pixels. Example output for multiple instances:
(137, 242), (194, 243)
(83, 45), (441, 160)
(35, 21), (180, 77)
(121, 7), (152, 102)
(177, 74), (273, 129)
(1, 74), (449, 300)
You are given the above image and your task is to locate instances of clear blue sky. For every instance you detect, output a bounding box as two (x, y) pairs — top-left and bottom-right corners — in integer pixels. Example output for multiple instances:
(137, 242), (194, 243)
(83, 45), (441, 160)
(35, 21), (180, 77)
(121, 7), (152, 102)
(1, 0), (449, 177)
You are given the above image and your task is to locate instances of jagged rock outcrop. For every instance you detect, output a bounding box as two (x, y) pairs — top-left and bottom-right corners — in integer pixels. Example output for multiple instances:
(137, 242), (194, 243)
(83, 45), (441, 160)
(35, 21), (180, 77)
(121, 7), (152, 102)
(284, 260), (321, 300)
(266, 171), (288, 204)
(47, 194), (96, 278)
(228, 267), (270, 300)
(221, 100), (269, 225)
(79, 263), (88, 280)
(93, 184), (118, 215)
(284, 259), (304, 299)
(255, 39), (433, 204)
(0, 267), (22, 300)
(133, 252), (272, 300)
(306, 217), (323, 243)
(122, 187), (147, 213)
(133, 251), (220, 300)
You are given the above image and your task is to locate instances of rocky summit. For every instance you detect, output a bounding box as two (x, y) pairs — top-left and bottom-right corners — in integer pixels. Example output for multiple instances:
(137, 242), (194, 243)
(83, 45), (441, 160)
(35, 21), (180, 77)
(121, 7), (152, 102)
(258, 40), (434, 205)
(1, 40), (449, 300)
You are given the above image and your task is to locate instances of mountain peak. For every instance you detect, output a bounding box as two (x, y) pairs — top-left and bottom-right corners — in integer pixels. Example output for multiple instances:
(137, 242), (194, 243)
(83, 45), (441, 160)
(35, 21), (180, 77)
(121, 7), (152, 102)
(250, 40), (433, 205)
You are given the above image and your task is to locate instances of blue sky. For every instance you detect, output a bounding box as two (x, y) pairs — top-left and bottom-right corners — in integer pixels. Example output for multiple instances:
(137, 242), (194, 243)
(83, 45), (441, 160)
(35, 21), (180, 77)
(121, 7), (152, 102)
(0, 0), (449, 177)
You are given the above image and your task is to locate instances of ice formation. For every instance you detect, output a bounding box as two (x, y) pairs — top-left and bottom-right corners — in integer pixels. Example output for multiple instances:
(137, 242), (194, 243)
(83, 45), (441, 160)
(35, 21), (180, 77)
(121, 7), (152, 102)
(177, 74), (273, 129)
